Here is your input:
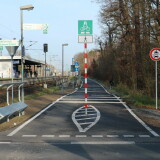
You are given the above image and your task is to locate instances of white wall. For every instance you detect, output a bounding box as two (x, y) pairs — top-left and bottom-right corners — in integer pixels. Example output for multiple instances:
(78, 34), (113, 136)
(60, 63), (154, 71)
(0, 60), (11, 78)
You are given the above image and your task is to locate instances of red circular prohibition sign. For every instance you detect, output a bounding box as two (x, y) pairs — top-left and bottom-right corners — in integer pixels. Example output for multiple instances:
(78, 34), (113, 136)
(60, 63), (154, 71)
(150, 48), (160, 61)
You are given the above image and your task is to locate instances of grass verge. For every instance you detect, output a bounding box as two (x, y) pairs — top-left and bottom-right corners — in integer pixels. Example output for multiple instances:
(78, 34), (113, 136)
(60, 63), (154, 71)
(103, 82), (159, 110)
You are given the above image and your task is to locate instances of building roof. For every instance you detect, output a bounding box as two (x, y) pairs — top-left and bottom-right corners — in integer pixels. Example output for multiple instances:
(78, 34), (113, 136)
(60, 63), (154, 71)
(0, 56), (45, 65)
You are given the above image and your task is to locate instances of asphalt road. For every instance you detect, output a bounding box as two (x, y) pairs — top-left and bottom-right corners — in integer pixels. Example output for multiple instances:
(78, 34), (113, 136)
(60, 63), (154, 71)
(0, 79), (160, 160)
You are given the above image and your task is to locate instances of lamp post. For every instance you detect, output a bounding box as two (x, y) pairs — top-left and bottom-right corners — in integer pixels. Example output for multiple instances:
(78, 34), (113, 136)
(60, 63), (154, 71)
(62, 43), (68, 94)
(20, 4), (34, 102)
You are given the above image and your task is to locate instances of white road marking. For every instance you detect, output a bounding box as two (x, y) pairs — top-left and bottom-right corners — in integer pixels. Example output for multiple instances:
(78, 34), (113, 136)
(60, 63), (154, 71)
(7, 89), (78, 137)
(62, 99), (121, 101)
(72, 105), (101, 132)
(106, 135), (119, 138)
(94, 79), (160, 137)
(123, 135), (135, 138)
(59, 135), (70, 138)
(42, 135), (55, 138)
(58, 101), (125, 104)
(77, 110), (96, 113)
(139, 135), (150, 138)
(0, 142), (11, 144)
(22, 135), (37, 137)
(91, 135), (103, 138)
(79, 122), (93, 125)
(75, 114), (97, 117)
(76, 135), (87, 138)
(76, 117), (96, 121)
(71, 141), (135, 145)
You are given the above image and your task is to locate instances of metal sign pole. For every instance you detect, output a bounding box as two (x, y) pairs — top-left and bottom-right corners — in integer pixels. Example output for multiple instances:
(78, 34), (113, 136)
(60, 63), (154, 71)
(155, 61), (158, 110)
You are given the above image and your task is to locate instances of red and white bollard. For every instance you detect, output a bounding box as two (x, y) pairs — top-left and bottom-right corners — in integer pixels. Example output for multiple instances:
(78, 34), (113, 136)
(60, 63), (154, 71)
(84, 41), (88, 115)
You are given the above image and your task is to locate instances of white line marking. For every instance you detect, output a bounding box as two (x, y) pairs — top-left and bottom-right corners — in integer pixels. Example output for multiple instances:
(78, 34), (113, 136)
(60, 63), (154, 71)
(42, 135), (55, 138)
(7, 89), (78, 137)
(91, 135), (103, 138)
(76, 117), (96, 121)
(0, 142), (11, 144)
(58, 101), (125, 104)
(106, 135), (119, 138)
(139, 135), (150, 138)
(94, 79), (160, 137)
(77, 110), (96, 113)
(62, 99), (121, 101)
(123, 135), (135, 138)
(71, 141), (135, 145)
(75, 114), (97, 117)
(22, 135), (37, 137)
(79, 122), (93, 125)
(59, 135), (70, 138)
(76, 135), (87, 138)
(72, 105), (101, 132)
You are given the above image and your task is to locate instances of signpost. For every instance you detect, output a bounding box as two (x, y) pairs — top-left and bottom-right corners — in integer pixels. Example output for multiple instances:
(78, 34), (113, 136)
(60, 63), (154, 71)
(0, 40), (19, 46)
(150, 48), (160, 110)
(78, 20), (93, 115)
(78, 20), (93, 43)
(23, 24), (48, 34)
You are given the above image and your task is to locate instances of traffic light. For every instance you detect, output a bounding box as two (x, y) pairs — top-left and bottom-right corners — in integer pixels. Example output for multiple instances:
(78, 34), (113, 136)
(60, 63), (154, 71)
(43, 43), (48, 52)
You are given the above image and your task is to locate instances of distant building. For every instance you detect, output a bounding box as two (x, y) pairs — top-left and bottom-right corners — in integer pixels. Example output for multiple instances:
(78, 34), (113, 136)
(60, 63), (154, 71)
(0, 56), (46, 78)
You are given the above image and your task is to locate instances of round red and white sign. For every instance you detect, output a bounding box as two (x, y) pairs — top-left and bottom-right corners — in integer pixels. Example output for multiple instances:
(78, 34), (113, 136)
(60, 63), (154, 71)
(150, 48), (160, 61)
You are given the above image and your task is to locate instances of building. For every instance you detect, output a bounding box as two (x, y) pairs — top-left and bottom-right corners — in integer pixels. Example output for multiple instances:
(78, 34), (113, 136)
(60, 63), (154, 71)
(0, 56), (46, 78)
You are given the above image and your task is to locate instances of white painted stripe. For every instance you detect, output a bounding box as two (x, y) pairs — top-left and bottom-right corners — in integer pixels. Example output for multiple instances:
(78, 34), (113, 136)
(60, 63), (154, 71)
(22, 135), (37, 137)
(139, 135), (150, 138)
(71, 141), (135, 145)
(7, 89), (78, 137)
(107, 135), (119, 138)
(75, 114), (97, 117)
(76, 135), (87, 138)
(85, 78), (87, 84)
(42, 135), (55, 138)
(58, 101), (125, 104)
(0, 142), (11, 144)
(92, 135), (103, 138)
(77, 110), (96, 114)
(79, 122), (93, 125)
(85, 58), (87, 64)
(85, 88), (87, 93)
(62, 99), (121, 101)
(93, 79), (160, 137)
(59, 135), (70, 138)
(123, 135), (135, 138)
(76, 117), (96, 121)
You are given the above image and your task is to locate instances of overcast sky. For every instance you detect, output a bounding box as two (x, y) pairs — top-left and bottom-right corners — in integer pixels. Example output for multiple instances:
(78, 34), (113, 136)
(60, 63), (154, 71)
(0, 0), (101, 71)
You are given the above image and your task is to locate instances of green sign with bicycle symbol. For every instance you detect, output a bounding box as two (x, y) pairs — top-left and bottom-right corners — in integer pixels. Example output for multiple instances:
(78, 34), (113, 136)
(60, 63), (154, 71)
(78, 20), (93, 35)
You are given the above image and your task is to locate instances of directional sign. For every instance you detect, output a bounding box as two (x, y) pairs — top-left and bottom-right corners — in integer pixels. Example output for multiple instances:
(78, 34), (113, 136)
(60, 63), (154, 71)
(23, 24), (48, 31)
(150, 48), (160, 61)
(0, 40), (19, 46)
(78, 20), (93, 35)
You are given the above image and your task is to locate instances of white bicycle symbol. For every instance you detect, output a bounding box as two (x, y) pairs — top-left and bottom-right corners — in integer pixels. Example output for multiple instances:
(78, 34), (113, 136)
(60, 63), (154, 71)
(80, 21), (90, 32)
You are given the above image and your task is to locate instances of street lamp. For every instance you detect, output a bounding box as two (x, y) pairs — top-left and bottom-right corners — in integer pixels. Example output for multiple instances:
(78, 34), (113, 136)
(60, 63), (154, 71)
(62, 43), (68, 94)
(20, 4), (34, 102)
